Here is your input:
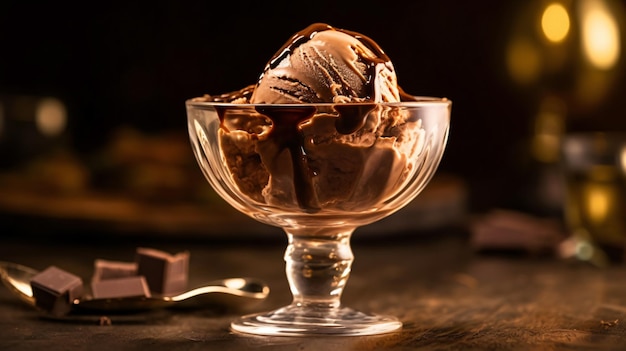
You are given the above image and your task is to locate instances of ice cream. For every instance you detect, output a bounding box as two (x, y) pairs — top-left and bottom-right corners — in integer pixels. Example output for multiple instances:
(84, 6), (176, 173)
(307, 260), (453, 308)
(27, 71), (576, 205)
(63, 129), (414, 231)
(193, 23), (425, 213)
(250, 23), (401, 104)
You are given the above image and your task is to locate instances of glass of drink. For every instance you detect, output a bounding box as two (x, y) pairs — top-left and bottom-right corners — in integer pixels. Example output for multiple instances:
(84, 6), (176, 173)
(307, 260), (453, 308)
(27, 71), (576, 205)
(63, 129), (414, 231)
(561, 132), (626, 267)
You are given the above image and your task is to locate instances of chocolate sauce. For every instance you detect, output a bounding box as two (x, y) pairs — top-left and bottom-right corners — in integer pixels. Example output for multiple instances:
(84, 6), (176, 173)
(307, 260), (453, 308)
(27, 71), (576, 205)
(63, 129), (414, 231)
(333, 104), (376, 134)
(256, 106), (318, 212)
(216, 104), (373, 212)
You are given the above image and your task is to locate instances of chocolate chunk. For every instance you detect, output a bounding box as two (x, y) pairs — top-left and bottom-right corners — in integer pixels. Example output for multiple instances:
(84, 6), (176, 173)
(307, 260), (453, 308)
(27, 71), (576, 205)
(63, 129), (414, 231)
(136, 247), (189, 295)
(30, 266), (83, 316)
(91, 276), (151, 299)
(92, 259), (138, 283)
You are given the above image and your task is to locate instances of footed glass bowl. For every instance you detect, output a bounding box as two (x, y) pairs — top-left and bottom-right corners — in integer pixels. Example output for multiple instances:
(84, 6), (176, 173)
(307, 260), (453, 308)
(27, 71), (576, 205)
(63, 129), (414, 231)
(186, 98), (451, 336)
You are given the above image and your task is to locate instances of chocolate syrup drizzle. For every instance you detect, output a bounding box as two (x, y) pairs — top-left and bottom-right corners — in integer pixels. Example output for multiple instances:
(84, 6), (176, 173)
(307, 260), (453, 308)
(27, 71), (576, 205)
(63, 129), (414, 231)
(256, 106), (318, 211)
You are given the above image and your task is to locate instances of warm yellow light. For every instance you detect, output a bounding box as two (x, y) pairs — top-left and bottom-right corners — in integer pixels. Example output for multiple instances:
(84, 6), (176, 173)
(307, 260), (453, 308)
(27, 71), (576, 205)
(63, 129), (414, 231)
(581, 0), (620, 70)
(35, 97), (67, 137)
(531, 96), (565, 163)
(541, 3), (570, 43)
(586, 185), (610, 222)
(506, 37), (541, 85)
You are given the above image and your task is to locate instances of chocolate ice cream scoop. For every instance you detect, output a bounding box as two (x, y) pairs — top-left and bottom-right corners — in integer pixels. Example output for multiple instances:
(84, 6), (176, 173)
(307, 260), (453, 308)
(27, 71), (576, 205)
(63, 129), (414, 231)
(191, 23), (427, 213)
(250, 23), (401, 104)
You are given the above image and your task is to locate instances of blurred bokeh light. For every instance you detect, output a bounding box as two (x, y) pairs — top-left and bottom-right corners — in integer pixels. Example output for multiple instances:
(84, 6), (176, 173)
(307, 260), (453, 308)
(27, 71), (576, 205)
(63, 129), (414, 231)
(35, 97), (67, 137)
(541, 3), (570, 43)
(506, 0), (624, 114)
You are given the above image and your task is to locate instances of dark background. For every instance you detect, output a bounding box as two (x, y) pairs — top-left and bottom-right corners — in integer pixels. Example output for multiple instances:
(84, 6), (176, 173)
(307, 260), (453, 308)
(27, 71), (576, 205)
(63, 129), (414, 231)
(1, 0), (625, 214)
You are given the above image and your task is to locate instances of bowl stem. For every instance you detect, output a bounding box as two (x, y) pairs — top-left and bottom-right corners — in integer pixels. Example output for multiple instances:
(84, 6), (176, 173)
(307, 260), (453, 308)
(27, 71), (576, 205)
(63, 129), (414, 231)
(230, 229), (402, 336)
(285, 230), (354, 308)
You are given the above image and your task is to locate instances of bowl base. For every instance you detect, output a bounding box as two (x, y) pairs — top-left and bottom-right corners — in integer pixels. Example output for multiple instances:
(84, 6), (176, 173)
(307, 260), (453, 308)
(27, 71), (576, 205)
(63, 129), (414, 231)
(230, 304), (402, 336)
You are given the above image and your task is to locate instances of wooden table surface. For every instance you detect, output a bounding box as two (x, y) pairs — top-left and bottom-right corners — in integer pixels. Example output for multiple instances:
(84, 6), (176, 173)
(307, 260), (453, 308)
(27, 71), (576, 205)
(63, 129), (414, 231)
(1, 231), (625, 351)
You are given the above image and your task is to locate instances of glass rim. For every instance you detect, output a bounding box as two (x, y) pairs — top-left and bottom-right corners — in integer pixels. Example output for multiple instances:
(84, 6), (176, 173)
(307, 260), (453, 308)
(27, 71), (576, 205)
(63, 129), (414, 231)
(185, 96), (451, 108)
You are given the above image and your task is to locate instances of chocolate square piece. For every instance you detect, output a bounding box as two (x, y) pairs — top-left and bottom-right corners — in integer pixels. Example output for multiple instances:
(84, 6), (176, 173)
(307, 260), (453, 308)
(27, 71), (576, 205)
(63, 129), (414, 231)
(91, 276), (151, 299)
(92, 259), (138, 283)
(30, 266), (83, 316)
(136, 247), (189, 295)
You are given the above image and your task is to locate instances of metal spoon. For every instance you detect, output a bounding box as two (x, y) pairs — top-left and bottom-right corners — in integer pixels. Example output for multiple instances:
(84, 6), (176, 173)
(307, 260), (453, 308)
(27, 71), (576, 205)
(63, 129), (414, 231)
(0, 261), (269, 314)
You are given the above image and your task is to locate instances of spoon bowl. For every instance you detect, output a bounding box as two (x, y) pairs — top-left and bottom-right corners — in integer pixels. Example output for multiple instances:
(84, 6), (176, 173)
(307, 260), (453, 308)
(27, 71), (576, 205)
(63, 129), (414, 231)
(0, 261), (269, 314)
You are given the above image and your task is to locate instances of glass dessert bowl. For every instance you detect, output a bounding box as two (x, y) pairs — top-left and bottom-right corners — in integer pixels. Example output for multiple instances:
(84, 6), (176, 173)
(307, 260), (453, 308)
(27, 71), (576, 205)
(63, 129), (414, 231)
(186, 98), (451, 336)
